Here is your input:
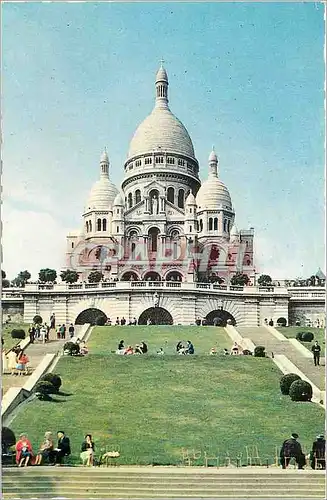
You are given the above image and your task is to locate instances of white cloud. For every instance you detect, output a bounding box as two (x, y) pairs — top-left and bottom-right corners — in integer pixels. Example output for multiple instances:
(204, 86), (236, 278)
(2, 203), (69, 280)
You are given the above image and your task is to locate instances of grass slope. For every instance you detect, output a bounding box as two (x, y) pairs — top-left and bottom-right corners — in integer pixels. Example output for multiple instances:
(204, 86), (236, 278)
(10, 327), (324, 466)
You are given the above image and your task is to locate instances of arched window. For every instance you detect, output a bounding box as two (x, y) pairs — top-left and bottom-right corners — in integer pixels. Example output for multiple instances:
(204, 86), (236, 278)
(200, 219), (203, 232)
(71, 242), (74, 248)
(178, 189), (184, 208)
(86, 221), (89, 233)
(135, 190), (141, 204)
(214, 218), (218, 231)
(148, 227), (160, 252)
(209, 218), (213, 231)
(102, 219), (107, 231)
(97, 218), (101, 231)
(128, 193), (133, 208)
(89, 221), (92, 232)
(167, 187), (174, 204)
(223, 219), (227, 232)
(173, 242), (178, 259)
(227, 220), (230, 232)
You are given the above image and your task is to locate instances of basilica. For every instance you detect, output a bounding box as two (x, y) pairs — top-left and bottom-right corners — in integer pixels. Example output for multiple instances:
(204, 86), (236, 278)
(65, 64), (256, 284)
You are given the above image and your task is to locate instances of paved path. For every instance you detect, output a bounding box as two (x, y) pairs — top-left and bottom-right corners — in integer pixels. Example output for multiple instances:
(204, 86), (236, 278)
(237, 327), (324, 389)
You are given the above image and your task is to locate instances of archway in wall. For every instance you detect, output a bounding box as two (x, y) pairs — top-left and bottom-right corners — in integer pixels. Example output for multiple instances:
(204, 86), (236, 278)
(148, 227), (160, 252)
(205, 309), (236, 326)
(138, 307), (173, 325)
(75, 308), (107, 326)
(121, 271), (139, 281)
(143, 271), (161, 281)
(165, 270), (183, 282)
(276, 317), (287, 327)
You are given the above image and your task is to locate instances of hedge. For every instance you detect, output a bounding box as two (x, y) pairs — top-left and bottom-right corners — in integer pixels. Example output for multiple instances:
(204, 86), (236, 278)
(280, 373), (301, 395)
(289, 379), (313, 402)
(11, 329), (25, 340)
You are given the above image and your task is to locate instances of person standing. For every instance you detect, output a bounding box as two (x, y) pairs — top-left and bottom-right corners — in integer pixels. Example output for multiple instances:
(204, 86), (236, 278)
(50, 313), (56, 330)
(280, 433), (306, 469)
(52, 431), (71, 465)
(311, 341), (321, 366)
(59, 324), (66, 340)
(28, 324), (35, 344)
(68, 324), (75, 339)
(40, 324), (47, 344)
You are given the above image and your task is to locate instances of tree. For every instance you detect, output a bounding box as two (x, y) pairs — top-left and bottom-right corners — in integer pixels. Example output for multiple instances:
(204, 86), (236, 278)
(39, 268), (57, 283)
(257, 274), (272, 287)
(88, 271), (103, 283)
(2, 280), (10, 288)
(230, 272), (250, 286)
(2, 270), (6, 279)
(60, 269), (79, 284)
(12, 270), (31, 288)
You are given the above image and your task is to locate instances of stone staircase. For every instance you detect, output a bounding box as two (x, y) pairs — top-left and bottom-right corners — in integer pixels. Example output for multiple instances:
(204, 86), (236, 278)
(237, 327), (324, 389)
(2, 467), (325, 499)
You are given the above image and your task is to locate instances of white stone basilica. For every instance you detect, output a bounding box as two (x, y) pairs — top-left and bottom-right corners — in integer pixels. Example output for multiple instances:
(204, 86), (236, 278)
(65, 64), (255, 285)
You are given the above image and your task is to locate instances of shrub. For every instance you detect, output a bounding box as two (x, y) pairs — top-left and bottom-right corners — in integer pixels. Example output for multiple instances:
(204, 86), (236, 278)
(254, 346), (266, 357)
(40, 373), (62, 392)
(195, 319), (201, 326)
(2, 427), (16, 449)
(33, 315), (43, 325)
(63, 341), (80, 356)
(11, 329), (25, 340)
(242, 349), (252, 356)
(95, 316), (106, 326)
(33, 381), (56, 399)
(301, 332), (314, 342)
(280, 373), (301, 395)
(289, 379), (313, 401)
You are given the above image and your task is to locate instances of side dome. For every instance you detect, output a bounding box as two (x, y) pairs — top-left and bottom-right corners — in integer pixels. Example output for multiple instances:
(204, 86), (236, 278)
(86, 178), (118, 211)
(196, 177), (232, 211)
(113, 192), (124, 206)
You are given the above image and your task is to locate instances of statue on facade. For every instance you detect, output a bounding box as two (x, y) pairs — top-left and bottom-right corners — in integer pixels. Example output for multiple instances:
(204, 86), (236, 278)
(153, 291), (159, 308)
(151, 195), (159, 215)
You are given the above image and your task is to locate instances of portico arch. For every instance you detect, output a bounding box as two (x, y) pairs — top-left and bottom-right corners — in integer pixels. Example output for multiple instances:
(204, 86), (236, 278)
(205, 309), (236, 326)
(121, 271), (140, 281)
(143, 271), (161, 281)
(165, 270), (183, 282)
(75, 308), (107, 326)
(138, 307), (173, 325)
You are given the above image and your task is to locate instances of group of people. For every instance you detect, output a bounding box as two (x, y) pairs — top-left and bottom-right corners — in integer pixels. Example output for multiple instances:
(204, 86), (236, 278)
(280, 432), (325, 470)
(116, 340), (148, 355)
(28, 316), (75, 344)
(105, 317), (137, 326)
(56, 323), (75, 340)
(176, 341), (194, 355)
(5, 347), (29, 375)
(15, 431), (71, 467)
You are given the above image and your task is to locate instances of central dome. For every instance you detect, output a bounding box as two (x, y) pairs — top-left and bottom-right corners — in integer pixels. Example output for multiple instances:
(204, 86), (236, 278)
(127, 65), (196, 160)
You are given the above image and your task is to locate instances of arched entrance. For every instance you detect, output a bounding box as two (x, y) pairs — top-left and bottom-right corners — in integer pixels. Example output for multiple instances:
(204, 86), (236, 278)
(138, 307), (173, 325)
(205, 309), (236, 326)
(148, 227), (160, 252)
(143, 271), (161, 281)
(121, 271), (139, 281)
(75, 308), (107, 326)
(165, 270), (183, 282)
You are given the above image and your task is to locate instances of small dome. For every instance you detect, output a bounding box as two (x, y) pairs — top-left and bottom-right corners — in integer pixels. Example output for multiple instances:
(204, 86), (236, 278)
(230, 224), (238, 237)
(114, 192), (124, 206)
(208, 150), (218, 163)
(196, 177), (232, 211)
(100, 149), (109, 163)
(86, 178), (118, 211)
(185, 192), (196, 205)
(156, 65), (168, 83)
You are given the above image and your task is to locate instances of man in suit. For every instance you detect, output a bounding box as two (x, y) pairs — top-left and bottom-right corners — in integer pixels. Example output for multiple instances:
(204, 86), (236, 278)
(52, 431), (71, 465)
(280, 433), (306, 469)
(311, 341), (321, 366)
(310, 435), (325, 469)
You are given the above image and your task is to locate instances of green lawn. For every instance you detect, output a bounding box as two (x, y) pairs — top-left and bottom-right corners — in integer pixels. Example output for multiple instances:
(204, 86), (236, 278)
(278, 327), (325, 356)
(1, 322), (29, 351)
(88, 325), (231, 355)
(10, 327), (324, 466)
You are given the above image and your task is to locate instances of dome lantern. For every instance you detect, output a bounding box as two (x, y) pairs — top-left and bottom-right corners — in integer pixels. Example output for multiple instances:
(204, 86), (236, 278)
(85, 150), (119, 212)
(208, 147), (218, 178)
(155, 61), (169, 109)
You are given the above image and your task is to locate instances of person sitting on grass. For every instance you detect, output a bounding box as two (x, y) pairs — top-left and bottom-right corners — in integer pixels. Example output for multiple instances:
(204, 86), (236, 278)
(176, 341), (183, 353)
(35, 431), (54, 465)
(209, 347), (217, 355)
(15, 433), (33, 467)
(223, 348), (229, 355)
(52, 431), (71, 466)
(80, 434), (95, 466)
(186, 341), (194, 354)
(134, 344), (143, 355)
(230, 342), (240, 355)
(116, 340), (125, 354)
(157, 347), (164, 355)
(79, 342), (89, 355)
(140, 341), (148, 354)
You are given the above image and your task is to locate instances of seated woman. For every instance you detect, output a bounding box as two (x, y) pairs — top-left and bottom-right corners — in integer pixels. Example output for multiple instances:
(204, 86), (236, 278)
(16, 351), (29, 375)
(140, 341), (148, 354)
(134, 344), (143, 355)
(79, 342), (89, 355)
(35, 431), (54, 465)
(186, 341), (194, 354)
(80, 434), (95, 466)
(15, 433), (33, 467)
(230, 342), (240, 355)
(124, 345), (134, 355)
(209, 347), (217, 355)
(176, 341), (183, 353)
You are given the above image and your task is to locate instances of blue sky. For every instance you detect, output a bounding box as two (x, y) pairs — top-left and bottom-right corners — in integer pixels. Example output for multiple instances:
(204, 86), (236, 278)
(2, 2), (325, 280)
